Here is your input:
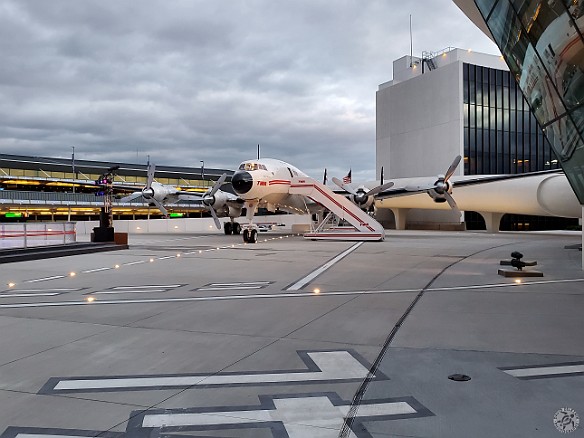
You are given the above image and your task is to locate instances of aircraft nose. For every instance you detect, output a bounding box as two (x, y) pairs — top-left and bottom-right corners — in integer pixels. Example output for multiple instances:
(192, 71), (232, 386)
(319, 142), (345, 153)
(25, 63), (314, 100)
(231, 171), (253, 195)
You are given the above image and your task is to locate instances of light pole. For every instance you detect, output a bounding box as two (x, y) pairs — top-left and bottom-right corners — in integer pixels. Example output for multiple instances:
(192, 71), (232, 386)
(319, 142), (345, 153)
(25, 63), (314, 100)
(200, 160), (205, 181)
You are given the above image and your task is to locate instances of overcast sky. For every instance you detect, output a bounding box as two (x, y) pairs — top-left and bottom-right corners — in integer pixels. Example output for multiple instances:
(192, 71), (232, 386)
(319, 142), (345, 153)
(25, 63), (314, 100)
(0, 0), (500, 181)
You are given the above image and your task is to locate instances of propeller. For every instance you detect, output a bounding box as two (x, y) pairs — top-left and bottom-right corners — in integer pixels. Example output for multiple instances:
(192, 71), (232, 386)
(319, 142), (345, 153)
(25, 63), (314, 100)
(201, 173), (227, 229)
(332, 177), (394, 208)
(405, 155), (462, 213)
(120, 163), (168, 216)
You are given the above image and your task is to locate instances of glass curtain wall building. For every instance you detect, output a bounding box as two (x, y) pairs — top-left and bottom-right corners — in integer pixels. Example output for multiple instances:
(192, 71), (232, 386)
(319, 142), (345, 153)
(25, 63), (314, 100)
(463, 62), (558, 175)
(472, 0), (584, 203)
(463, 61), (577, 229)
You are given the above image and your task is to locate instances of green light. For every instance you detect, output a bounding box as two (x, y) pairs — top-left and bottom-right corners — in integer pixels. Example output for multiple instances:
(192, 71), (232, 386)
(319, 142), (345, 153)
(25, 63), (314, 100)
(169, 213), (184, 218)
(5, 212), (22, 218)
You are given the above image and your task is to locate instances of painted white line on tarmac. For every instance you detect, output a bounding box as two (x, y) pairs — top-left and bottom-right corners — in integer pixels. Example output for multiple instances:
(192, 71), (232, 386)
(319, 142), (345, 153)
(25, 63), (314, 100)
(199, 286), (266, 291)
(287, 242), (363, 291)
(6, 288), (80, 292)
(93, 289), (168, 295)
(3, 278), (583, 310)
(206, 282), (271, 287)
(52, 351), (370, 391)
(25, 276), (66, 283)
(112, 285), (182, 289)
(12, 434), (92, 438)
(0, 293), (61, 298)
(0, 289), (417, 309)
(503, 364), (584, 379)
(141, 396), (416, 435)
(81, 267), (111, 273)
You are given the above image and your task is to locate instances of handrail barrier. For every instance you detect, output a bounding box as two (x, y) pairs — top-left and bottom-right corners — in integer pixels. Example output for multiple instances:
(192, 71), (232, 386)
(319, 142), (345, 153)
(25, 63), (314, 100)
(0, 222), (76, 248)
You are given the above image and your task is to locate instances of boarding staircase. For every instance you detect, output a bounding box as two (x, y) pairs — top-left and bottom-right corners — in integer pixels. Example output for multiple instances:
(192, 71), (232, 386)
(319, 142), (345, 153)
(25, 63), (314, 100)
(289, 177), (385, 241)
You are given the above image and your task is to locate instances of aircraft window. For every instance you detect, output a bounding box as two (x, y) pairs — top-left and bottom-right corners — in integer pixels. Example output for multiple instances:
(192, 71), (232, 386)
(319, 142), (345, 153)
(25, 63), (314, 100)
(241, 163), (260, 171)
(260, 164), (267, 170)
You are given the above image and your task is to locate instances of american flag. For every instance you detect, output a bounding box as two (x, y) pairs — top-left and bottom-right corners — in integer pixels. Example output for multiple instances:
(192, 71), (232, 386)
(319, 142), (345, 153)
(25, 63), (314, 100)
(342, 169), (352, 184)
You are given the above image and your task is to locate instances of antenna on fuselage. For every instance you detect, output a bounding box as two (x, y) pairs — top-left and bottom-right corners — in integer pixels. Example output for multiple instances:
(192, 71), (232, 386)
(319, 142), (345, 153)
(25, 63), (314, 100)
(257, 144), (260, 160)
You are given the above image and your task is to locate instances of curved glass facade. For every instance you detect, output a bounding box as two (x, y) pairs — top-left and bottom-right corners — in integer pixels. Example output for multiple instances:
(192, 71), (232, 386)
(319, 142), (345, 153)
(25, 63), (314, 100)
(474, 0), (584, 203)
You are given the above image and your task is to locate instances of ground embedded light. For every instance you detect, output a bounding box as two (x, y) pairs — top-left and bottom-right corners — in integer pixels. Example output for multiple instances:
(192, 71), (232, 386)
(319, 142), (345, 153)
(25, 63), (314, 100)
(86, 296), (95, 302)
(8, 282), (15, 288)
(314, 288), (321, 294)
(114, 264), (120, 269)
(515, 279), (522, 284)
(70, 272), (76, 277)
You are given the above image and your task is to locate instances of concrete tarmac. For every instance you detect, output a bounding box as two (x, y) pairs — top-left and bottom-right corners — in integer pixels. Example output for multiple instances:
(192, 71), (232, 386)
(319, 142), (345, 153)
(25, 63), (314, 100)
(0, 229), (582, 437)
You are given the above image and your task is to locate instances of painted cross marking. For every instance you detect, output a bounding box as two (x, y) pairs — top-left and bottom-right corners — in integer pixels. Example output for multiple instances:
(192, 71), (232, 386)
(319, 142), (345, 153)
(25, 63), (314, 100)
(39, 350), (387, 394)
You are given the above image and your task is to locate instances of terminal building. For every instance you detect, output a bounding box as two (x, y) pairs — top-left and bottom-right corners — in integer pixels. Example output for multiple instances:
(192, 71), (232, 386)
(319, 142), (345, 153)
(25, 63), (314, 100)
(0, 153), (233, 222)
(376, 46), (579, 231)
(454, 0), (584, 204)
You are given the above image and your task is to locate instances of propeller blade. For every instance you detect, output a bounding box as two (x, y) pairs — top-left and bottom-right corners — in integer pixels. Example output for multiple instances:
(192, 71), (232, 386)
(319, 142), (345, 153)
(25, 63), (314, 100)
(208, 173), (227, 197)
(444, 191), (459, 211)
(323, 168), (328, 185)
(120, 191), (143, 202)
(151, 198), (168, 216)
(444, 155), (462, 182)
(146, 163), (156, 188)
(208, 205), (221, 229)
(367, 181), (394, 197)
(380, 166), (384, 186)
(332, 177), (358, 196)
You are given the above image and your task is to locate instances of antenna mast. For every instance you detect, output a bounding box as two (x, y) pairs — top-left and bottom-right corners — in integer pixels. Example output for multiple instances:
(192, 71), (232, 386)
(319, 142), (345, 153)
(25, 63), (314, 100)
(409, 14), (413, 67)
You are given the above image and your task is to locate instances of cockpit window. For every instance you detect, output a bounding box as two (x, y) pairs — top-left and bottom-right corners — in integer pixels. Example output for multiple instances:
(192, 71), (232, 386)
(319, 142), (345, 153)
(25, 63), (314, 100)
(238, 162), (266, 171)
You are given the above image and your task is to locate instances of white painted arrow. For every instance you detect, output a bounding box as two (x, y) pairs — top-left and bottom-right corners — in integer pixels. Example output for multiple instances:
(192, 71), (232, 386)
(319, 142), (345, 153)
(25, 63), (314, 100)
(140, 395), (417, 438)
(48, 351), (379, 392)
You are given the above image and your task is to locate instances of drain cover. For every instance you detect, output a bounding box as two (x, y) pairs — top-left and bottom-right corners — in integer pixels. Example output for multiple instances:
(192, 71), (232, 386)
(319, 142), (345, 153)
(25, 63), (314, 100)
(448, 374), (471, 382)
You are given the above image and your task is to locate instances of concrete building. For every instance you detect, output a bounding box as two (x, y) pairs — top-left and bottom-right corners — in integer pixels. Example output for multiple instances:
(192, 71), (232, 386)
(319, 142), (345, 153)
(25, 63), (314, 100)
(376, 47), (575, 230)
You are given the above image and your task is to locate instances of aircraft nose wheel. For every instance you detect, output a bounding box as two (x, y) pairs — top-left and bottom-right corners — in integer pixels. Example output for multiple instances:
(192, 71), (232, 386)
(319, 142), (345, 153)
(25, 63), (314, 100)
(243, 228), (257, 243)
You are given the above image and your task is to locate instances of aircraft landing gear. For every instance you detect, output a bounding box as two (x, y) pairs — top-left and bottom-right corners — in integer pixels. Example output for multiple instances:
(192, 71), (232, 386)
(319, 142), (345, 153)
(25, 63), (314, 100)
(224, 222), (241, 235)
(243, 227), (258, 243)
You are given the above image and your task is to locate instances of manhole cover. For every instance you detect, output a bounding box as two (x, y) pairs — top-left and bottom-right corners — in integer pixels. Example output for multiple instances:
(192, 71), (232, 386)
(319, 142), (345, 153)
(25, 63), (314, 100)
(448, 374), (471, 382)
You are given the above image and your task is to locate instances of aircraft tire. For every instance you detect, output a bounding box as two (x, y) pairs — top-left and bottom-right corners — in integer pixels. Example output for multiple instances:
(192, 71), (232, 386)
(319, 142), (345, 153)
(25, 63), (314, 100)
(249, 229), (257, 243)
(243, 228), (250, 243)
(224, 222), (233, 235)
(233, 223), (241, 235)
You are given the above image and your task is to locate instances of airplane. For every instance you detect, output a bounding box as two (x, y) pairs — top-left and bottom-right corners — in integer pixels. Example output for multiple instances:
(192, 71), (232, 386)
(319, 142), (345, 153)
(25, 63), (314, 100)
(118, 164), (244, 232)
(325, 154), (580, 233)
(368, 156), (581, 232)
(230, 158), (389, 243)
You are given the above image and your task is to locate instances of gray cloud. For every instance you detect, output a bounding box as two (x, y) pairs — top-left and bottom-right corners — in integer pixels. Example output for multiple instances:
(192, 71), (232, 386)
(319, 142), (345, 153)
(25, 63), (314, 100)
(0, 0), (500, 181)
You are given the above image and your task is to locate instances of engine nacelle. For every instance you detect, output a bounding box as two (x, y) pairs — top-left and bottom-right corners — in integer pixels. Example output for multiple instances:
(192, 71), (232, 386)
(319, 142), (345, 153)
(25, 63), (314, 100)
(428, 180), (452, 203)
(350, 187), (374, 210)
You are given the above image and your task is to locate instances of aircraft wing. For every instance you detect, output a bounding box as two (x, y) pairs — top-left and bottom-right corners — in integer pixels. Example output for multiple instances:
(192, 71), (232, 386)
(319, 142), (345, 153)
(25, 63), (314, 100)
(375, 170), (564, 199)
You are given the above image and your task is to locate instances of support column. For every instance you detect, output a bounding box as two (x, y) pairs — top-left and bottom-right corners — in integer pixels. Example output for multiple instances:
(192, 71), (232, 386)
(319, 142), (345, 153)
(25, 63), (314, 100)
(581, 206), (583, 270)
(391, 208), (410, 230)
(478, 212), (504, 233)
